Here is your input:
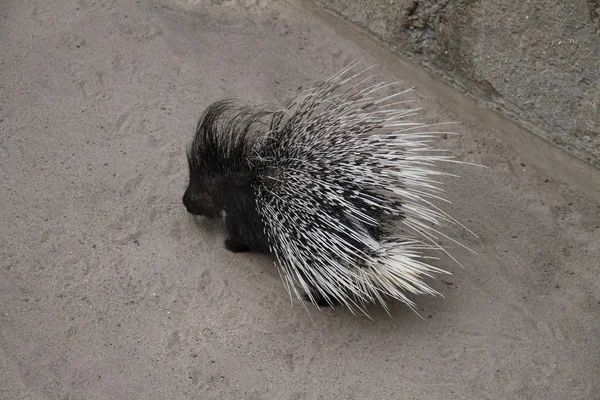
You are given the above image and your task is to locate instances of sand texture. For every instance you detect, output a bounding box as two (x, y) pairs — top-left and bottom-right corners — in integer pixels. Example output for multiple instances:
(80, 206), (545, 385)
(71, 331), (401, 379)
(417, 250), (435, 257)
(1, 1), (599, 399)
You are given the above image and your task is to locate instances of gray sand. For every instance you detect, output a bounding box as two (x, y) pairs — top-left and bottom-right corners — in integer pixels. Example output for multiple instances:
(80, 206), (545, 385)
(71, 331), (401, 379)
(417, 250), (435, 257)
(1, 1), (599, 399)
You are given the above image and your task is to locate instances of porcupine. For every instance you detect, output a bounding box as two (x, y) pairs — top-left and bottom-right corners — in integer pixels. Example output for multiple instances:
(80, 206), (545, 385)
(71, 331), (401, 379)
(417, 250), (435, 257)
(182, 64), (474, 313)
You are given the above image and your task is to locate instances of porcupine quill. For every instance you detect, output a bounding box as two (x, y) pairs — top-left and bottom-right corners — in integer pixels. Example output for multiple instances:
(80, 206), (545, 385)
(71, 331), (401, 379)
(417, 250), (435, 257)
(183, 62), (478, 315)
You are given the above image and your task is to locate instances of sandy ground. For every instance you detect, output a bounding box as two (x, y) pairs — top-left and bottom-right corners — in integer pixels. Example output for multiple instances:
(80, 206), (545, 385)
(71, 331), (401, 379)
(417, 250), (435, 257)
(1, 0), (599, 399)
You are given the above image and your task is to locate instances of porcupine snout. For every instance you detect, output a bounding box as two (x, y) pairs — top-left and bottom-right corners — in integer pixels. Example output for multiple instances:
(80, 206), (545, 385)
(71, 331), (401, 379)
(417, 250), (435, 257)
(182, 184), (220, 218)
(182, 189), (201, 215)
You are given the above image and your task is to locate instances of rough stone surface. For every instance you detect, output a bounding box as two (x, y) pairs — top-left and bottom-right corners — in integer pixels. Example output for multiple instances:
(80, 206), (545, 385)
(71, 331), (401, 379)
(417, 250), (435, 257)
(315, 0), (600, 167)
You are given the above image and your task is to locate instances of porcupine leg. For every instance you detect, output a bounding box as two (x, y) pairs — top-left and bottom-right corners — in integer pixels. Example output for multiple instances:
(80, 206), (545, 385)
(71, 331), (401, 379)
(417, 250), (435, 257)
(224, 238), (250, 253)
(223, 204), (273, 253)
(297, 270), (341, 308)
(302, 290), (340, 307)
(223, 214), (252, 253)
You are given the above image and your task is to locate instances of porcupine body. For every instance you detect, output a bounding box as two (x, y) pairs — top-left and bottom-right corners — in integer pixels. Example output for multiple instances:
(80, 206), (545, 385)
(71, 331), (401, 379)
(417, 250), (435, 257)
(183, 64), (471, 313)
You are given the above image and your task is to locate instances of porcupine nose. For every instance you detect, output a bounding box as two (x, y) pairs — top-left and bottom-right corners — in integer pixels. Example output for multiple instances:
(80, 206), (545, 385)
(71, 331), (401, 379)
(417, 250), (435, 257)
(182, 191), (196, 214)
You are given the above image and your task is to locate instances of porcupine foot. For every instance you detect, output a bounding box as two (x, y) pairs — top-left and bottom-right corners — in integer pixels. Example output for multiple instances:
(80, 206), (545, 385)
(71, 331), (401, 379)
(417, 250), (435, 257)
(303, 289), (341, 308)
(224, 238), (250, 253)
(303, 293), (339, 308)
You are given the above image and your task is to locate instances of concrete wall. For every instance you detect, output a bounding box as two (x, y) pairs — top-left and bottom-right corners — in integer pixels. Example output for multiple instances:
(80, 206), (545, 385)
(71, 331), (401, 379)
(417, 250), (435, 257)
(314, 0), (600, 168)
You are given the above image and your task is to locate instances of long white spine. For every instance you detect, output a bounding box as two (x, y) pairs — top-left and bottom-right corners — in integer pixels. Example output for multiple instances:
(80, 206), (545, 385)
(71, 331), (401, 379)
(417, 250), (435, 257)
(254, 63), (476, 314)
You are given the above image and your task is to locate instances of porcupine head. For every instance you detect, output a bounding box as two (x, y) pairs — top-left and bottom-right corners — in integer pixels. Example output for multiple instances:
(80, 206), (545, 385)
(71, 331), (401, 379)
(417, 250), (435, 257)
(182, 100), (272, 254)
